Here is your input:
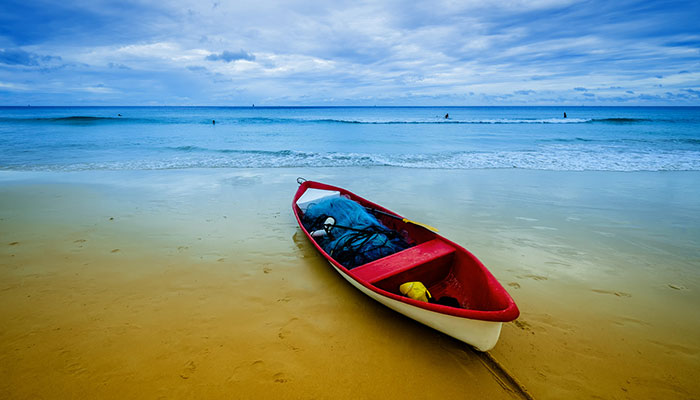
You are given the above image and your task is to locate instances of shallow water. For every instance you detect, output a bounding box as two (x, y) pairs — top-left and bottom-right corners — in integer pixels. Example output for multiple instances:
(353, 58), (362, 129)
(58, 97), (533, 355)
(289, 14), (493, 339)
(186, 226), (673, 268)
(1, 106), (699, 171)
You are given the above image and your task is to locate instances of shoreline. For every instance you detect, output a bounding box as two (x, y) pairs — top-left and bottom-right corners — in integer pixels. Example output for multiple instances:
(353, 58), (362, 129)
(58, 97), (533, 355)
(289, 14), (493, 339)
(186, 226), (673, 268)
(1, 167), (699, 398)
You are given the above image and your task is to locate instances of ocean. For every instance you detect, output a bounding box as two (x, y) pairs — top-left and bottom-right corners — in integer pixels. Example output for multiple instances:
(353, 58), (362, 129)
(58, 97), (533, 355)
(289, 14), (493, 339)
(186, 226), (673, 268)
(1, 106), (699, 171)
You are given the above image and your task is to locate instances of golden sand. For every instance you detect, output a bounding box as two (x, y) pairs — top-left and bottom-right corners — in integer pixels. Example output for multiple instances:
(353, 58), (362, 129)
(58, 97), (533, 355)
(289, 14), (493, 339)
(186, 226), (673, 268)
(1, 168), (699, 399)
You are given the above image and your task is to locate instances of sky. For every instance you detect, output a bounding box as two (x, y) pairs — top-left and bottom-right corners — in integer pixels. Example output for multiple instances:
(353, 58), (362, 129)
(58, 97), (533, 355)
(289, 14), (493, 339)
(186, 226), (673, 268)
(0, 0), (699, 106)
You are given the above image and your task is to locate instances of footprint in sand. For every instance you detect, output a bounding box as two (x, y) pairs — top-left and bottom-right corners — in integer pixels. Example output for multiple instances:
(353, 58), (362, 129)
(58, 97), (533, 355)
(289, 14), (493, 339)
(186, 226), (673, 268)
(9, 241), (19, 246)
(612, 317), (650, 328)
(508, 282), (521, 289)
(110, 249), (120, 253)
(273, 372), (290, 383)
(180, 360), (196, 379)
(513, 320), (532, 331)
(64, 361), (86, 375)
(545, 261), (571, 267)
(591, 289), (631, 297)
(667, 284), (686, 290)
(278, 318), (301, 350)
(519, 274), (548, 281)
(278, 327), (290, 339)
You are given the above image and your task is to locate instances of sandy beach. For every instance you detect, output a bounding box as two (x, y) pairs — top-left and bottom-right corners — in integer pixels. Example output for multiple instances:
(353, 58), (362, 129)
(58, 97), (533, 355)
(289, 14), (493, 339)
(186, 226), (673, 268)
(1, 167), (698, 399)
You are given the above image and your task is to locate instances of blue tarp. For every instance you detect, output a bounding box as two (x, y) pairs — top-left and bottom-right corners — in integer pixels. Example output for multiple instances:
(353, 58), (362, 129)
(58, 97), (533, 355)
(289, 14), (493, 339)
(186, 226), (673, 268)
(302, 196), (412, 269)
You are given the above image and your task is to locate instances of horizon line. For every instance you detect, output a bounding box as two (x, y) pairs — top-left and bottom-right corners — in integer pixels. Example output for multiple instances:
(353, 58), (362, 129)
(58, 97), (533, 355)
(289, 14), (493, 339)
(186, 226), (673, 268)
(2, 105), (699, 108)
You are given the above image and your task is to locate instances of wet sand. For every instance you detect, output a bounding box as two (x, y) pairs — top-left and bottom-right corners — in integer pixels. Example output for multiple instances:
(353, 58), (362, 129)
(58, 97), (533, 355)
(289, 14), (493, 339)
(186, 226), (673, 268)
(1, 168), (698, 399)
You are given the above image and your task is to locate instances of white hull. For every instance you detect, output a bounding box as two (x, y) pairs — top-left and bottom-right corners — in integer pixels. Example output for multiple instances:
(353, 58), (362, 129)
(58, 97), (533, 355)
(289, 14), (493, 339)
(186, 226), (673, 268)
(332, 263), (503, 352)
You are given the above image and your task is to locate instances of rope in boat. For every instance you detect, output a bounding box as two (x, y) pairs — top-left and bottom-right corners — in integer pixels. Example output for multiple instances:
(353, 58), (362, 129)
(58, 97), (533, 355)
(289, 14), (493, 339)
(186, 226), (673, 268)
(304, 214), (406, 269)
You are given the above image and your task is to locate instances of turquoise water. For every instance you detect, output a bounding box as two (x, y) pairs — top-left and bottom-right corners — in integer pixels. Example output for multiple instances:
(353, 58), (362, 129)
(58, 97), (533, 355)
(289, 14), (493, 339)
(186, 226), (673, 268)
(1, 106), (698, 171)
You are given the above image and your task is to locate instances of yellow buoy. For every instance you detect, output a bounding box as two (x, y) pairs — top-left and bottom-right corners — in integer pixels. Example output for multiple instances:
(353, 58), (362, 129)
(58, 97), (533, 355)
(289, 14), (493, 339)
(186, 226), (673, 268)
(399, 281), (432, 302)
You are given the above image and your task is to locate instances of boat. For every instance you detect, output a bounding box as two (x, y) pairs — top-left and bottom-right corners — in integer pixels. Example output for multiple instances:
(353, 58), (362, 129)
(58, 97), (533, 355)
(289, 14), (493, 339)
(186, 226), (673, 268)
(292, 179), (520, 351)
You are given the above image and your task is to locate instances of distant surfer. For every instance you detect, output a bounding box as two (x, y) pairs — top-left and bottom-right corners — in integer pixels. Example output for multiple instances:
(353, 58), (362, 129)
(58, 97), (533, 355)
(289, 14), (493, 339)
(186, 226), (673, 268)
(563, 112), (567, 118)
(117, 113), (122, 116)
(444, 113), (449, 119)
(212, 119), (216, 125)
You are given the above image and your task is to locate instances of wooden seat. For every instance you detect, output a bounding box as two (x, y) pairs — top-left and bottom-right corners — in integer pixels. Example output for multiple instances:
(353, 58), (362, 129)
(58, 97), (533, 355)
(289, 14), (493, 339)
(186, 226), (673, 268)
(351, 239), (456, 283)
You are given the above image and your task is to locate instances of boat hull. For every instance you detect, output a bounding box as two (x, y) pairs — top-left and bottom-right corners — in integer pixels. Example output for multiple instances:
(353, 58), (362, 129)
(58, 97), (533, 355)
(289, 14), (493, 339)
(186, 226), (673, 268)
(293, 180), (519, 351)
(331, 262), (503, 351)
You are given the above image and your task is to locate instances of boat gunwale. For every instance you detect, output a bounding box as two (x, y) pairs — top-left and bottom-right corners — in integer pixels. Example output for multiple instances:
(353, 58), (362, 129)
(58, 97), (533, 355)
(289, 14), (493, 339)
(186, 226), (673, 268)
(293, 180), (520, 322)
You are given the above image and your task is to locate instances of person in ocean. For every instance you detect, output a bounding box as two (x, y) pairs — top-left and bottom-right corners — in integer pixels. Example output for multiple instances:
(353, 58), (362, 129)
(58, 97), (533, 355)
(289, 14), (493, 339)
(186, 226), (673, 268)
(212, 120), (216, 125)
(445, 113), (449, 119)
(564, 112), (567, 118)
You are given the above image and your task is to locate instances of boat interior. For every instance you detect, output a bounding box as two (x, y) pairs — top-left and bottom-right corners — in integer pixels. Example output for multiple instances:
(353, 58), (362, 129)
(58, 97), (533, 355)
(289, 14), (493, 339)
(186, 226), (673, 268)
(297, 189), (510, 313)
(360, 216), (502, 311)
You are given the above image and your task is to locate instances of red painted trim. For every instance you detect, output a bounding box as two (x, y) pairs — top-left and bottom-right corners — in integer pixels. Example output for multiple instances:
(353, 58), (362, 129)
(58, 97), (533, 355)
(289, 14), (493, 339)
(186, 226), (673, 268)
(293, 180), (520, 322)
(352, 239), (456, 283)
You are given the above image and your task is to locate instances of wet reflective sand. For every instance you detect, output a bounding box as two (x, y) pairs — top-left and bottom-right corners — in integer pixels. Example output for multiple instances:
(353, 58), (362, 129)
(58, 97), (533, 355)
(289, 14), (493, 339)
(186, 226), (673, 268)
(1, 168), (698, 399)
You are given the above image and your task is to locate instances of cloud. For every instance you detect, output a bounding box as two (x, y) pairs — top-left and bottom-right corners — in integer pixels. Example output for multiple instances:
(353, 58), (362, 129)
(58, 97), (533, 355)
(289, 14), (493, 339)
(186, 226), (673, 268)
(0, 81), (30, 90)
(205, 50), (255, 63)
(187, 65), (207, 72)
(0, 48), (60, 66)
(0, 0), (699, 105)
(108, 62), (130, 70)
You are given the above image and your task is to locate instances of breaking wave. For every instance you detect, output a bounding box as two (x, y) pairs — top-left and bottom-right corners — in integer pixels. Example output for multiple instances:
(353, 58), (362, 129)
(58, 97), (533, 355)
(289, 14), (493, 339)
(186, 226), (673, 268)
(0, 116), (660, 125)
(5, 148), (699, 172)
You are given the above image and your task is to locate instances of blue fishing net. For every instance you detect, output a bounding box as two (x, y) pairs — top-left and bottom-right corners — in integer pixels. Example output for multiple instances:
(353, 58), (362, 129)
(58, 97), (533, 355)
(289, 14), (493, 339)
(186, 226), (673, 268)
(302, 196), (412, 269)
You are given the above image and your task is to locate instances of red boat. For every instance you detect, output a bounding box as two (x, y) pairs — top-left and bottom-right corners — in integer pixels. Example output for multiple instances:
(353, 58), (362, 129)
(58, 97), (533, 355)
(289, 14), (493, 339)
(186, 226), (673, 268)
(293, 180), (519, 351)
